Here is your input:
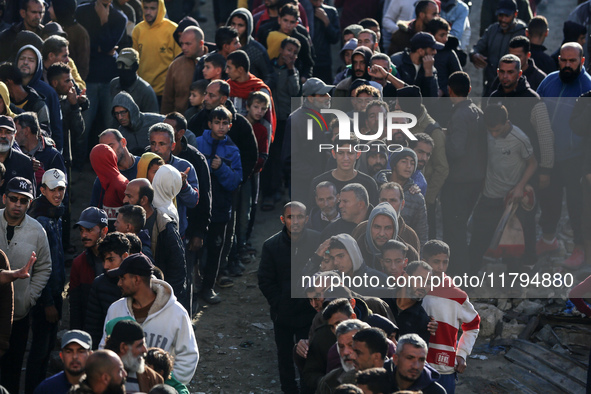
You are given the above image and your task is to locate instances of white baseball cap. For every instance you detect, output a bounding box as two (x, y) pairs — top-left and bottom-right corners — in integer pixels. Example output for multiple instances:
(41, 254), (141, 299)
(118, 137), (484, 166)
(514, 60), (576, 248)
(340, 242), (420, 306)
(41, 169), (67, 189)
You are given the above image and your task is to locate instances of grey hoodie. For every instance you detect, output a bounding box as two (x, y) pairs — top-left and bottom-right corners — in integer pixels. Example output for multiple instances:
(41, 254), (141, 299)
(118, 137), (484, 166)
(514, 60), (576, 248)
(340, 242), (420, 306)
(365, 202), (399, 258)
(356, 140), (390, 177)
(334, 233), (365, 272)
(111, 91), (165, 156)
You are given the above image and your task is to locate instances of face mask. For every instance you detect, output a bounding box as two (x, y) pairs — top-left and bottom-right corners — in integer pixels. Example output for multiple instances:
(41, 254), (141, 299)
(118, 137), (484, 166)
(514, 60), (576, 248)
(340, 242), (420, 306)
(119, 69), (137, 89)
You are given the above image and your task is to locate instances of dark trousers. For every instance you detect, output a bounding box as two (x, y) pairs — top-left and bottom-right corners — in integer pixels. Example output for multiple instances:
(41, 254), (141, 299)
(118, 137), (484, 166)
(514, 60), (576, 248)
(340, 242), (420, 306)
(538, 156), (584, 244)
(468, 195), (536, 274)
(262, 120), (287, 199)
(274, 322), (309, 394)
(202, 221), (228, 290)
(441, 181), (482, 276)
(0, 313), (30, 394)
(25, 296), (63, 394)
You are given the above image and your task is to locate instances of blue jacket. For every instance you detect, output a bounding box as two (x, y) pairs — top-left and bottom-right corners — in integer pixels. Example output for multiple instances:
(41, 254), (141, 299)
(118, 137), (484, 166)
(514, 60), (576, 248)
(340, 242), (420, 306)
(16, 45), (63, 151)
(537, 68), (591, 162)
(196, 130), (242, 223)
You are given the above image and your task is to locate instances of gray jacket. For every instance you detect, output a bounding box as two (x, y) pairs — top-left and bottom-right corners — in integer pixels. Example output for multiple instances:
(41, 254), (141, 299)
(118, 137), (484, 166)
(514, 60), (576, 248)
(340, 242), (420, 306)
(268, 60), (301, 120)
(0, 211), (52, 320)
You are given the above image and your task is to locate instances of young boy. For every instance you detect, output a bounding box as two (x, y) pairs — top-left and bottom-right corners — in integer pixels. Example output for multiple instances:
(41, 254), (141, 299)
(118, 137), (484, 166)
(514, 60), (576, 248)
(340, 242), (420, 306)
(185, 79), (208, 121)
(379, 239), (408, 279)
(202, 53), (226, 82)
(196, 106), (242, 304)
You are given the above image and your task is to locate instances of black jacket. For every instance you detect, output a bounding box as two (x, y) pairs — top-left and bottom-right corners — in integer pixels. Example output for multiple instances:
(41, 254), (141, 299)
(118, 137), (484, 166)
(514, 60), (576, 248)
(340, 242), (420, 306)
(530, 43), (556, 75)
(569, 90), (591, 175)
(384, 359), (446, 393)
(258, 226), (318, 326)
(0, 148), (36, 197)
(391, 50), (439, 98)
(387, 296), (431, 345)
(188, 99), (258, 182)
(433, 36), (463, 95)
(85, 273), (122, 349)
(311, 4), (340, 68)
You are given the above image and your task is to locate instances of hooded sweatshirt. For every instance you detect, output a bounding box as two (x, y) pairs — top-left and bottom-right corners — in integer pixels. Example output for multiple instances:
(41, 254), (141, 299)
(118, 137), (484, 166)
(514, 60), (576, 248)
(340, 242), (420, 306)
(137, 152), (162, 179)
(0, 82), (16, 118)
(111, 91), (165, 156)
(132, 0), (182, 96)
(89, 144), (129, 222)
(356, 140), (390, 177)
(15, 45), (63, 151)
(153, 164), (181, 224)
(364, 202), (399, 264)
(226, 9), (273, 83)
(334, 46), (373, 97)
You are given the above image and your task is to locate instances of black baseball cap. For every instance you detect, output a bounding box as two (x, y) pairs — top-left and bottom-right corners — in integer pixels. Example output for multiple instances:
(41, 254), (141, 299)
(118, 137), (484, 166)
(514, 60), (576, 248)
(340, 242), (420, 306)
(410, 32), (444, 51)
(6, 177), (34, 200)
(74, 207), (108, 229)
(108, 253), (154, 278)
(0, 116), (15, 132)
(496, 0), (517, 15)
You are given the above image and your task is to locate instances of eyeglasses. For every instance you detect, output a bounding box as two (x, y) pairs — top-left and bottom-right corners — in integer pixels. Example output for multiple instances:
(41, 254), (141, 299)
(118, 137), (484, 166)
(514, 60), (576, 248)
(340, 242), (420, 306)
(8, 195), (30, 205)
(113, 109), (129, 117)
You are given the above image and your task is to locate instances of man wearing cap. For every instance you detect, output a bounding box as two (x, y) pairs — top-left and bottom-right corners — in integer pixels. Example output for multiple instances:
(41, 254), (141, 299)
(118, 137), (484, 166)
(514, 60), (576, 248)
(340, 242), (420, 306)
(69, 207), (109, 330)
(34, 330), (93, 394)
(0, 176), (51, 394)
(391, 32), (441, 98)
(110, 48), (159, 115)
(100, 254), (199, 385)
(375, 148), (428, 246)
(104, 319), (163, 393)
(0, 114), (36, 197)
(283, 77), (333, 203)
(470, 0), (527, 95)
(25, 168), (69, 393)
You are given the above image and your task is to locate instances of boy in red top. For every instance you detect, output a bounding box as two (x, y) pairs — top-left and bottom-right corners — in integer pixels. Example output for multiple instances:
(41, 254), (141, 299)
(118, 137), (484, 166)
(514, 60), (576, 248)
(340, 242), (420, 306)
(421, 239), (480, 394)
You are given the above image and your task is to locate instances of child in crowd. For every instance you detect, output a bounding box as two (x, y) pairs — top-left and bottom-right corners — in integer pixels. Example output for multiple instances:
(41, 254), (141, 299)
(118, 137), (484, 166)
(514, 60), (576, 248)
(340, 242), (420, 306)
(185, 80), (208, 121)
(146, 348), (190, 394)
(202, 53), (226, 82)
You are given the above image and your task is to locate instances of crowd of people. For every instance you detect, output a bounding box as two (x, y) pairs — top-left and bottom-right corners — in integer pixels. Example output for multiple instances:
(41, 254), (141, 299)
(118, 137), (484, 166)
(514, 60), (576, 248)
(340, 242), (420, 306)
(0, 0), (589, 392)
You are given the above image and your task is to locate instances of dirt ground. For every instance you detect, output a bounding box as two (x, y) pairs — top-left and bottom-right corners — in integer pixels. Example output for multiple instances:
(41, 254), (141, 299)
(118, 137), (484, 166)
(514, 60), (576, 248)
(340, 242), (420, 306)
(56, 0), (584, 393)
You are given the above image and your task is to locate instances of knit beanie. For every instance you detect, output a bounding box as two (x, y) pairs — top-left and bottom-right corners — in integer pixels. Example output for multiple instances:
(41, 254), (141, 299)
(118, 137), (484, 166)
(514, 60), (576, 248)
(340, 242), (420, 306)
(389, 147), (418, 173)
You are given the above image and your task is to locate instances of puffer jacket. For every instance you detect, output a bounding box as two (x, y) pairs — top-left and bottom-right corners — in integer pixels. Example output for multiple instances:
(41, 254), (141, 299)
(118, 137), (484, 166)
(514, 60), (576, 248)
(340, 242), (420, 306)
(85, 273), (121, 349)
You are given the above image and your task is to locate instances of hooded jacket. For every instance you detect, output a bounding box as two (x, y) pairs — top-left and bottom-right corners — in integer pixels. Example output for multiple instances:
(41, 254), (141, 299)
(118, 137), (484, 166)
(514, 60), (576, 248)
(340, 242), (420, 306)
(152, 164), (181, 225)
(100, 279), (199, 385)
(226, 9), (273, 83)
(111, 91), (165, 155)
(132, 0), (182, 96)
(89, 144), (129, 222)
(384, 359), (446, 393)
(334, 46), (373, 97)
(363, 202), (399, 268)
(0, 82), (16, 118)
(0, 22), (44, 63)
(137, 152), (162, 179)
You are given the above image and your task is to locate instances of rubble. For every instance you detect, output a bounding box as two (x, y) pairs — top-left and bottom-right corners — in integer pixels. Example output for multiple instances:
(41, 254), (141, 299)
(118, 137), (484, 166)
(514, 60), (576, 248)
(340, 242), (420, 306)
(473, 303), (503, 338)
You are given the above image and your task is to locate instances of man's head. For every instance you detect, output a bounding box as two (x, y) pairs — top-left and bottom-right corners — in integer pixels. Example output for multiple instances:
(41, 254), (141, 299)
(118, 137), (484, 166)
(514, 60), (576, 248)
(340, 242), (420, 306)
(426, 17), (450, 45)
(149, 122), (176, 162)
(339, 183), (369, 223)
(278, 4), (299, 35)
(180, 26), (204, 59)
(99, 129), (130, 167)
(82, 349), (127, 394)
(415, 0), (438, 25)
(448, 71), (471, 99)
(409, 32), (443, 61)
(115, 204), (146, 235)
(203, 53), (226, 81)
(215, 26), (241, 56)
(333, 134), (361, 171)
(559, 42), (585, 84)
(393, 334), (428, 384)
(105, 320), (147, 374)
(370, 212), (396, 248)
(355, 367), (390, 394)
(334, 319), (370, 372)
(359, 18), (381, 46)
(75, 207), (109, 249)
(3, 177), (33, 223)
(164, 112), (188, 144)
(17, 47), (38, 81)
(14, 111), (40, 148)
(124, 178), (154, 208)
(302, 78), (333, 109)
(204, 80), (230, 110)
(98, 232), (131, 271)
(0, 115), (15, 153)
(229, 13), (248, 38)
(508, 36), (531, 71)
(496, 0), (517, 32)
(405, 261), (432, 301)
(280, 201), (308, 238)
(0, 63), (24, 93)
(60, 330), (92, 379)
(351, 50), (368, 79)
(422, 239), (450, 276)
(329, 237), (357, 276)
(380, 240), (408, 278)
(352, 328), (388, 371)
(369, 54), (391, 86)
(322, 299), (356, 334)
(20, 0), (44, 31)
(497, 54), (522, 91)
(112, 105), (131, 128)
(526, 15), (548, 43)
(42, 35), (69, 66)
(364, 141), (387, 176)
(47, 62), (73, 95)
(378, 182), (405, 213)
(389, 148), (417, 182)
(40, 168), (67, 207)
(225, 50), (250, 81)
(314, 181), (338, 219)
(357, 29), (378, 52)
(365, 101), (389, 135)
(409, 133), (434, 171)
(109, 253), (155, 297)
(484, 104), (510, 138)
(143, 0), (159, 25)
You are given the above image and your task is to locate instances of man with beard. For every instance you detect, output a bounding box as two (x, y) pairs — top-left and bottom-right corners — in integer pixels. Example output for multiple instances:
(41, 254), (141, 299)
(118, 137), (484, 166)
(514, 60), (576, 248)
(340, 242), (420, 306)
(470, 0), (527, 95)
(110, 48), (159, 115)
(0, 115), (35, 196)
(315, 320), (371, 394)
(309, 181), (340, 232)
(362, 101), (390, 140)
(357, 140), (388, 179)
(258, 202), (318, 394)
(104, 320), (163, 393)
(69, 207), (109, 330)
(69, 349), (127, 394)
(34, 330), (93, 394)
(334, 46), (373, 97)
(536, 42), (591, 268)
(383, 334), (446, 393)
(378, 182), (420, 257)
(319, 184), (372, 240)
(0, 0), (44, 62)
(387, 0), (439, 56)
(409, 133), (434, 197)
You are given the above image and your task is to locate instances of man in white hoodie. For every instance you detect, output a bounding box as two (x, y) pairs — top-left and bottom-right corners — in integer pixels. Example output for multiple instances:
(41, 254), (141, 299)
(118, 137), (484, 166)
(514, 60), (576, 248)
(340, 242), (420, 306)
(99, 253), (199, 385)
